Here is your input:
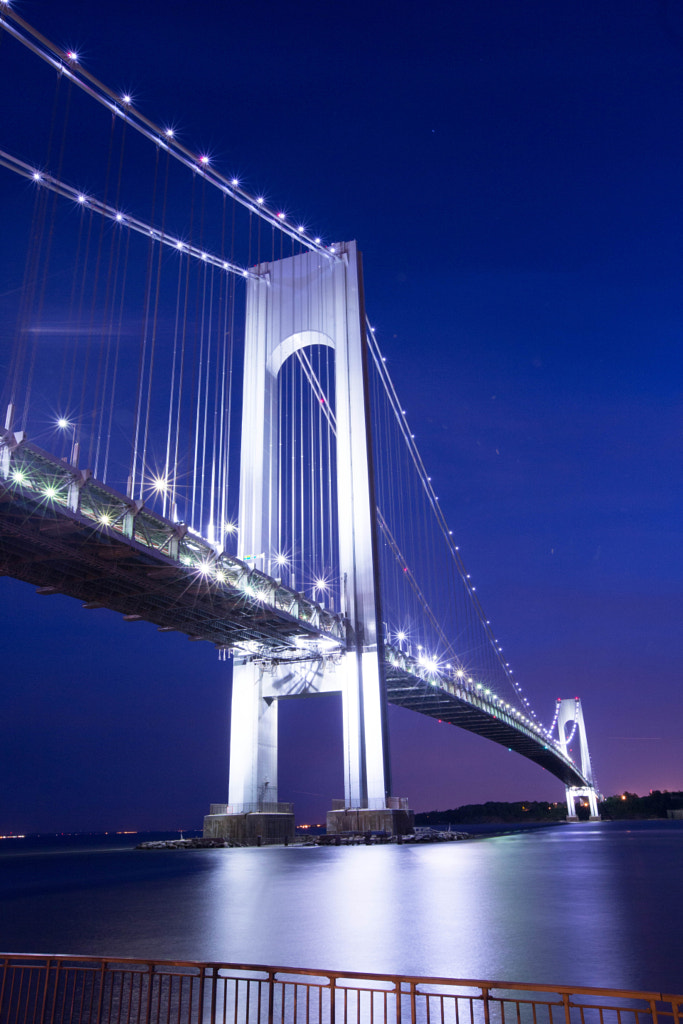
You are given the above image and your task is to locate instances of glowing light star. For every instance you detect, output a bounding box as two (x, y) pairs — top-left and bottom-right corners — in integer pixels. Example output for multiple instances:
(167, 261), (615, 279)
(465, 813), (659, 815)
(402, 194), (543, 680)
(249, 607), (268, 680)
(42, 485), (59, 499)
(199, 155), (210, 165)
(197, 562), (212, 576)
(256, 197), (265, 205)
(11, 469), (27, 484)
(276, 212), (285, 219)
(396, 631), (406, 642)
(297, 225), (305, 233)
(165, 128), (175, 138)
(32, 171), (42, 182)
(456, 669), (465, 678)
(231, 178), (239, 186)
(122, 94), (132, 105)
(150, 475), (168, 494)
(175, 241), (184, 250)
(224, 521), (237, 534)
(77, 195), (87, 204)
(98, 512), (112, 526)
(314, 578), (328, 592)
(115, 213), (123, 222)
(66, 51), (79, 62)
(57, 418), (70, 429)
(314, 237), (321, 244)
(214, 569), (227, 584)
(274, 553), (289, 567)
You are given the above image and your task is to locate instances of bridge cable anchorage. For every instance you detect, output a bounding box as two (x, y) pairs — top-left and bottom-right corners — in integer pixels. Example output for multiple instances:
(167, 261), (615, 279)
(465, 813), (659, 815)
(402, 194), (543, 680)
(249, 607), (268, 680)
(0, 5), (335, 258)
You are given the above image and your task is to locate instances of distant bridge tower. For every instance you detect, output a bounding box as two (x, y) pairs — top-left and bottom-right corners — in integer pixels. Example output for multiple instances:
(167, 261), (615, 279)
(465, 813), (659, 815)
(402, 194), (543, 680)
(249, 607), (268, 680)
(556, 698), (600, 820)
(205, 241), (412, 842)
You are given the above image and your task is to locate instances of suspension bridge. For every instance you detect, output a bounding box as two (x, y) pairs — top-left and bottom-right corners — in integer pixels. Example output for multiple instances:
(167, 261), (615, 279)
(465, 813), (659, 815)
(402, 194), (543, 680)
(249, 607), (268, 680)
(0, 5), (599, 838)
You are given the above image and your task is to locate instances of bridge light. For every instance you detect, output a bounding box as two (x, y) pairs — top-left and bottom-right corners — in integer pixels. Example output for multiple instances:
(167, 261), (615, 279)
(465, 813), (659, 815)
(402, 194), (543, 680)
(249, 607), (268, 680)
(199, 155), (210, 166)
(256, 197), (265, 204)
(150, 475), (168, 494)
(42, 485), (59, 500)
(77, 194), (87, 204)
(66, 50), (79, 62)
(115, 213), (123, 222)
(57, 418), (70, 430)
(224, 521), (237, 534)
(32, 171), (42, 182)
(165, 128), (175, 138)
(314, 237), (321, 244)
(214, 569), (227, 583)
(10, 469), (27, 485)
(98, 512), (113, 526)
(231, 178), (239, 186)
(122, 94), (132, 105)
(274, 553), (288, 567)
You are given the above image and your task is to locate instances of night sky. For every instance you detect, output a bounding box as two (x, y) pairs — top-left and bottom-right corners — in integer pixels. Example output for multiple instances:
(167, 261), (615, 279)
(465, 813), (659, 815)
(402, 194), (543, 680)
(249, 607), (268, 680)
(1, 0), (681, 832)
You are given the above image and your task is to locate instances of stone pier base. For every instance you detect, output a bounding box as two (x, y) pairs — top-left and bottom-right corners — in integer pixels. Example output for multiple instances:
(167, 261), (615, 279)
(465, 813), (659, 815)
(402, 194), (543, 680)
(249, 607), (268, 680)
(203, 804), (295, 846)
(326, 798), (414, 837)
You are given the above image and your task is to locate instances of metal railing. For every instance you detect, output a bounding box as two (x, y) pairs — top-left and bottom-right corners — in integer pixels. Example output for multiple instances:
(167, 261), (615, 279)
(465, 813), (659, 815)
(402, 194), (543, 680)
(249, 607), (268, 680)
(0, 955), (680, 1024)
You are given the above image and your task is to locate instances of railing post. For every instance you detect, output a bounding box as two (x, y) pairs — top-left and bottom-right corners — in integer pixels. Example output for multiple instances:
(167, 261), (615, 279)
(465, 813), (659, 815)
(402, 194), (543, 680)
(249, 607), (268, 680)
(268, 970), (275, 1024)
(562, 993), (571, 1024)
(96, 959), (107, 1024)
(198, 966), (206, 1024)
(145, 963), (153, 1024)
(330, 976), (336, 1024)
(208, 967), (216, 1024)
(410, 982), (416, 1024)
(481, 988), (490, 1024)
(37, 957), (51, 1024)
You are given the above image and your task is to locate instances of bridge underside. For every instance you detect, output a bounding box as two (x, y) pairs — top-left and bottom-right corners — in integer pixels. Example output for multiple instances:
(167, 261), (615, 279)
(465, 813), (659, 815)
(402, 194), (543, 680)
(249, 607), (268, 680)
(385, 666), (586, 788)
(0, 456), (342, 658)
(0, 438), (589, 793)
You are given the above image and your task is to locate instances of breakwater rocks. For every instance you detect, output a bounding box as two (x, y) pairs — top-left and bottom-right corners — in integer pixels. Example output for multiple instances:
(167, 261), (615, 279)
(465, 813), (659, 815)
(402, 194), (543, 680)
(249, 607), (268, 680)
(307, 829), (470, 846)
(136, 837), (238, 850)
(136, 829), (471, 850)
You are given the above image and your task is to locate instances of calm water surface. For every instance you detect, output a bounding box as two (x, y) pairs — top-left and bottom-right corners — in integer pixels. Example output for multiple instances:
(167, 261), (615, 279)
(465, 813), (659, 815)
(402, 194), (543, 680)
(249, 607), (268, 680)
(1, 822), (681, 992)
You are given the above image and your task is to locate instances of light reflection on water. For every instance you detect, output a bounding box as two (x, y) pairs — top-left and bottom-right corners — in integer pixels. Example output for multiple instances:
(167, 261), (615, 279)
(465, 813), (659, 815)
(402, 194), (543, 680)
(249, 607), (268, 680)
(1, 822), (681, 992)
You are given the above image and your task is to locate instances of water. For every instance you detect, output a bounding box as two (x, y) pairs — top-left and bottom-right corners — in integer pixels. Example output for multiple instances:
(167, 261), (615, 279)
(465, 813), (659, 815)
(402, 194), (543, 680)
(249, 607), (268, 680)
(1, 821), (681, 993)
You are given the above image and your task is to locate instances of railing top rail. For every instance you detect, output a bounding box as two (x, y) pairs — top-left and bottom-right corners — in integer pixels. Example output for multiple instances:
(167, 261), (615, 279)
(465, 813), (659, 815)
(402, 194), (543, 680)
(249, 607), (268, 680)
(1, 953), (680, 1003)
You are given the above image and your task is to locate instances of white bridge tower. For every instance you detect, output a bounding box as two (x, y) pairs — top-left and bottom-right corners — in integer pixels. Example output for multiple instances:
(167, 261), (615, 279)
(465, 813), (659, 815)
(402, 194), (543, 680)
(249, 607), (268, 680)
(556, 698), (601, 820)
(205, 242), (412, 842)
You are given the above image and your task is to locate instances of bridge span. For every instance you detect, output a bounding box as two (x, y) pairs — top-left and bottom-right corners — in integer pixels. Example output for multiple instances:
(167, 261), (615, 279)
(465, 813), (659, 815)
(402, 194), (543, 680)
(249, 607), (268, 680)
(0, 428), (589, 793)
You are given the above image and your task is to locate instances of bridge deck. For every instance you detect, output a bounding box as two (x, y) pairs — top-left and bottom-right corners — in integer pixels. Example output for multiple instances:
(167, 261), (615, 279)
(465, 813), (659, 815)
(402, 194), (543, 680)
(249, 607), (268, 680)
(0, 432), (589, 791)
(0, 434), (344, 657)
(385, 662), (586, 788)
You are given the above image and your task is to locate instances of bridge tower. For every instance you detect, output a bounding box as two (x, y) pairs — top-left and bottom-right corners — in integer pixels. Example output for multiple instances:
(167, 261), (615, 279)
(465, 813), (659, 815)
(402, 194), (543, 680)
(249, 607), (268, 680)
(556, 698), (600, 820)
(204, 242), (413, 843)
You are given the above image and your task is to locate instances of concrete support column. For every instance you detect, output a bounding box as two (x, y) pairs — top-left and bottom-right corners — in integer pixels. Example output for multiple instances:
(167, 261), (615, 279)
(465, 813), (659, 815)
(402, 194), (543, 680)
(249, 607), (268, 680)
(227, 659), (278, 812)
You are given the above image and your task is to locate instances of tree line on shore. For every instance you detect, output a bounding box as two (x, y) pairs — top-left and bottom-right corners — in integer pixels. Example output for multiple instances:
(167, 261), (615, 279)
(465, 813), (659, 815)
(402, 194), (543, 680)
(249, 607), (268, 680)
(415, 790), (683, 825)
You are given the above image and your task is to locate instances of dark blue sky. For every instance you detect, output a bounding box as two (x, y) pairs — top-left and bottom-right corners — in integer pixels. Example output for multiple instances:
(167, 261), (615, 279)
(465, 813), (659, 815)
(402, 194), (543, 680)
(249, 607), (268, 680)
(0, 0), (681, 831)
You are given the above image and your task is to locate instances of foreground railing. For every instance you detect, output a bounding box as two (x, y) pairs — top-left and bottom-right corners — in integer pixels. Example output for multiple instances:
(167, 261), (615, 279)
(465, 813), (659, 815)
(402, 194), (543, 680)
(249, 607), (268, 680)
(0, 955), (680, 1024)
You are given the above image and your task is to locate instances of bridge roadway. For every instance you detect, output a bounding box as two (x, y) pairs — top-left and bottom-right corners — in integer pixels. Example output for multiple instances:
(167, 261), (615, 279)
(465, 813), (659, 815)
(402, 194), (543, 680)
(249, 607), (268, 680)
(0, 429), (589, 790)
